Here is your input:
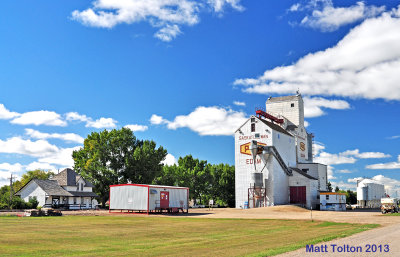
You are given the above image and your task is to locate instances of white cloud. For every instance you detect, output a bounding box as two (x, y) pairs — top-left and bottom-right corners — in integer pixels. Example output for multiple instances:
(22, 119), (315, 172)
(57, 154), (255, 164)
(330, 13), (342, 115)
(72, 0), (243, 42)
(235, 7), (400, 101)
(86, 117), (117, 129)
(337, 169), (352, 174)
(303, 97), (350, 118)
(388, 135), (400, 139)
(289, 3), (301, 12)
(0, 104), (19, 119)
(315, 148), (390, 165)
(304, 120), (310, 127)
(300, 1), (385, 32)
(11, 111), (67, 126)
(25, 128), (84, 144)
(65, 112), (117, 129)
(0, 137), (59, 158)
(162, 153), (178, 166)
(25, 162), (57, 172)
(0, 163), (24, 173)
(330, 180), (356, 191)
(124, 124), (148, 132)
(207, 0), (244, 12)
(150, 114), (169, 125)
(233, 101), (246, 106)
(154, 24), (181, 42)
(38, 146), (81, 167)
(153, 106), (247, 136)
(366, 155), (400, 170)
(65, 112), (89, 122)
(341, 149), (391, 159)
(0, 137), (79, 168)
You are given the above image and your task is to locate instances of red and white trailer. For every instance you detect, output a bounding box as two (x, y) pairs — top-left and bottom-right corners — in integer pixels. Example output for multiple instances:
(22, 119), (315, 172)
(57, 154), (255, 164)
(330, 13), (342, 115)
(109, 184), (189, 214)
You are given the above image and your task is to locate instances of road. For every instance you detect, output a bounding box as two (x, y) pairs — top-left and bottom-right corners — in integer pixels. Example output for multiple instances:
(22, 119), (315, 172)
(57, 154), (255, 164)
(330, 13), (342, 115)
(278, 222), (400, 257)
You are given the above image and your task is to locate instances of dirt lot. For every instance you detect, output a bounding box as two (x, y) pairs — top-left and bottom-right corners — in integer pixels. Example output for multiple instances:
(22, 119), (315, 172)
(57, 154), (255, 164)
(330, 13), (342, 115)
(54, 205), (399, 225)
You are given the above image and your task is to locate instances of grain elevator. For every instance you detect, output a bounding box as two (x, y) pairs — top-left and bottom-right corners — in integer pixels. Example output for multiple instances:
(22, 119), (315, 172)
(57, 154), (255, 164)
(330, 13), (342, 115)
(235, 93), (327, 209)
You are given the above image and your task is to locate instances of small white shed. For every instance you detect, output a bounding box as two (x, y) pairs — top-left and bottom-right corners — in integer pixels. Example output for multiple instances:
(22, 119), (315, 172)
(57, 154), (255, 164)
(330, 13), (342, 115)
(109, 184), (189, 214)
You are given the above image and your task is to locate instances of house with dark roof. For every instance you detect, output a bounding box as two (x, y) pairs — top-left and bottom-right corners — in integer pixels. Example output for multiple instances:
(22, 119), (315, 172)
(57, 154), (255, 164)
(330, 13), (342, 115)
(15, 168), (98, 209)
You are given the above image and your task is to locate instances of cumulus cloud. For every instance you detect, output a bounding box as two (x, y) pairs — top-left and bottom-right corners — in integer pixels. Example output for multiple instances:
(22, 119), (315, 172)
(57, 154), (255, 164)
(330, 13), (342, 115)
(0, 137), (79, 168)
(313, 142), (391, 179)
(124, 124), (148, 132)
(38, 146), (81, 167)
(235, 7), (400, 101)
(66, 112), (117, 129)
(366, 155), (400, 170)
(300, 1), (385, 32)
(152, 106), (247, 136)
(0, 163), (24, 173)
(150, 114), (169, 125)
(233, 101), (246, 106)
(25, 162), (57, 172)
(303, 96), (350, 118)
(25, 128), (84, 144)
(11, 111), (67, 126)
(0, 137), (59, 158)
(0, 104), (19, 119)
(72, 0), (243, 42)
(162, 153), (178, 166)
(86, 117), (117, 129)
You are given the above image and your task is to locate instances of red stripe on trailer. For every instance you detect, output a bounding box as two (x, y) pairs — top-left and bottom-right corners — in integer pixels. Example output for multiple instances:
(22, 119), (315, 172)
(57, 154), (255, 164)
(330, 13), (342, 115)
(147, 187), (150, 215)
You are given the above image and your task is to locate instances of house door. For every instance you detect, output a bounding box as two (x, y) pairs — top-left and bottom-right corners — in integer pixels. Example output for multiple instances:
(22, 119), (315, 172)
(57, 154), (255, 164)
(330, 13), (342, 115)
(52, 197), (60, 207)
(290, 186), (306, 204)
(160, 191), (169, 209)
(85, 198), (89, 208)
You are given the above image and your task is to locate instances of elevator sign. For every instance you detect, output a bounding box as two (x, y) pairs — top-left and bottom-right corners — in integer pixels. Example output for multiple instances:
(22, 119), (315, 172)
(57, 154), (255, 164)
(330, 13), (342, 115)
(240, 142), (266, 155)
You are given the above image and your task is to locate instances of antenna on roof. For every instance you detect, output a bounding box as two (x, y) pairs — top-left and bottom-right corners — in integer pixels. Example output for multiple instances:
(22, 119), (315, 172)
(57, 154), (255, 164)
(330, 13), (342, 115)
(296, 88), (301, 96)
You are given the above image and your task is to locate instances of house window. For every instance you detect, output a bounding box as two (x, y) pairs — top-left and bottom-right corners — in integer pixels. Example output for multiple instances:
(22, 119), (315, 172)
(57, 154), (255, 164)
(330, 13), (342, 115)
(251, 117), (255, 123)
(74, 198), (77, 204)
(81, 183), (83, 191)
(255, 133), (260, 138)
(291, 103), (294, 107)
(302, 169), (309, 173)
(251, 123), (255, 132)
(327, 195), (330, 200)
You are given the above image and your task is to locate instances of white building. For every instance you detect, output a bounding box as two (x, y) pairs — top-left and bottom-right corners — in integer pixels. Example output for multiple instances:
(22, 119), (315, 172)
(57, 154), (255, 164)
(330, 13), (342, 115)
(109, 184), (189, 213)
(357, 179), (386, 208)
(15, 168), (98, 209)
(320, 192), (346, 211)
(235, 93), (328, 209)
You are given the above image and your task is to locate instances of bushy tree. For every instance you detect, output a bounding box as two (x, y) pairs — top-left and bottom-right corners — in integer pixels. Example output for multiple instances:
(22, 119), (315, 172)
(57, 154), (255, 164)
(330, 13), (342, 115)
(73, 128), (167, 207)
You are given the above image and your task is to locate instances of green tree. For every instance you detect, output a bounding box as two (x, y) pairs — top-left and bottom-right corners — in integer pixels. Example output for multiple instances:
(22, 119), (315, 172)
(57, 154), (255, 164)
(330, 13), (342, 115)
(73, 128), (167, 207)
(335, 186), (340, 192)
(13, 169), (54, 192)
(327, 181), (333, 192)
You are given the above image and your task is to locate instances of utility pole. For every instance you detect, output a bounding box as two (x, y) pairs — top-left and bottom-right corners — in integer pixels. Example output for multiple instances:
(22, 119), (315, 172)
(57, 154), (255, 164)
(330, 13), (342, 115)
(9, 173), (14, 209)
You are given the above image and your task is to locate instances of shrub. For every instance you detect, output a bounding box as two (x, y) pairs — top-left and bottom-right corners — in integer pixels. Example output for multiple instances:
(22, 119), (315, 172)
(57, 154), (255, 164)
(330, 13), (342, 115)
(29, 198), (39, 209)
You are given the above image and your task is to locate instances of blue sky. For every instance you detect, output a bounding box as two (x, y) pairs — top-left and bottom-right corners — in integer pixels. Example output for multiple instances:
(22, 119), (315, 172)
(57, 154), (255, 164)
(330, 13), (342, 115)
(1, 0), (400, 195)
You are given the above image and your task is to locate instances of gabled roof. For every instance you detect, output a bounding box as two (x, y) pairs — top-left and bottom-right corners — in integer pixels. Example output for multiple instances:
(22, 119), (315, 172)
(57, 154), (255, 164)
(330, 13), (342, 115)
(267, 95), (300, 103)
(51, 168), (93, 187)
(15, 179), (73, 196)
(258, 118), (293, 137)
(290, 167), (318, 180)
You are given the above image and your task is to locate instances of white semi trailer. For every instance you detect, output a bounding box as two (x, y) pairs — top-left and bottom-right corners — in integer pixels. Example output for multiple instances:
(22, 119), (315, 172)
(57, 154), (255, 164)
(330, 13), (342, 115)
(381, 198), (399, 214)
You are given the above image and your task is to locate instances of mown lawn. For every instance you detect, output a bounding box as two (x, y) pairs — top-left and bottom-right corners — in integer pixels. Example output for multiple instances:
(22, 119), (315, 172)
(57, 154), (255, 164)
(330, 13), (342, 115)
(0, 216), (378, 257)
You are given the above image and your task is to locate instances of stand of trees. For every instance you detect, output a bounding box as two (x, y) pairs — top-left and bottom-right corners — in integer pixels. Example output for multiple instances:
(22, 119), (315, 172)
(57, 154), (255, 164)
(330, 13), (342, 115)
(153, 155), (235, 207)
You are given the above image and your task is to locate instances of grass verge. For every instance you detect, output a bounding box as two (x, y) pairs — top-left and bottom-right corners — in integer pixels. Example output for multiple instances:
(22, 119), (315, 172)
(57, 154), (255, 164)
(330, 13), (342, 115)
(0, 216), (378, 257)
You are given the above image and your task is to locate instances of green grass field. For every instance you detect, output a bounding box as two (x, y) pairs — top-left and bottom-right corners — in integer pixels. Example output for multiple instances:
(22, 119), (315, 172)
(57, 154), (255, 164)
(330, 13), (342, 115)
(0, 216), (378, 257)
